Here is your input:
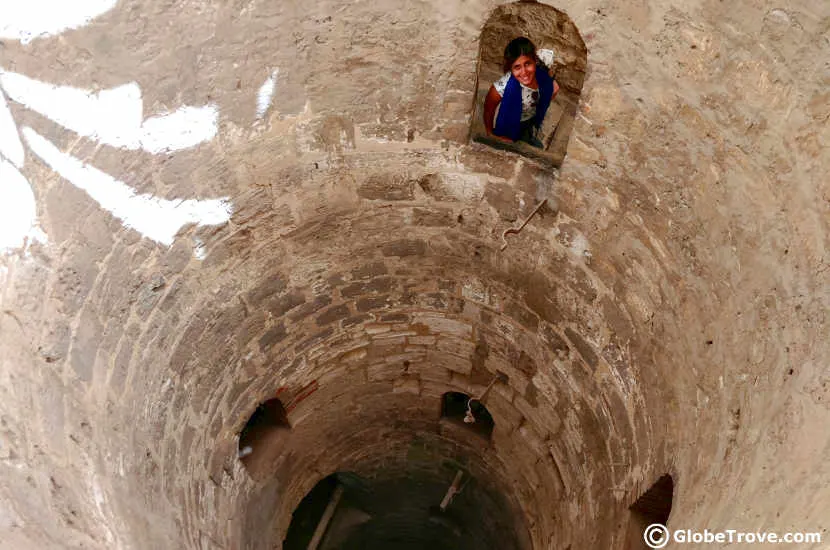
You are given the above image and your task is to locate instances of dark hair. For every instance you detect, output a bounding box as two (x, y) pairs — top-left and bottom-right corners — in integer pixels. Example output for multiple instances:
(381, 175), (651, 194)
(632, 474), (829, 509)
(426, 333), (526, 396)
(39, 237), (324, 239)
(503, 37), (538, 73)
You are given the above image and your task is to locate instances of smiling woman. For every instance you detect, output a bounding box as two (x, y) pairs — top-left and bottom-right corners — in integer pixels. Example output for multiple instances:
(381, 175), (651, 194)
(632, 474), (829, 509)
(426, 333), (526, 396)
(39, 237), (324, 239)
(483, 37), (559, 148)
(470, 2), (587, 166)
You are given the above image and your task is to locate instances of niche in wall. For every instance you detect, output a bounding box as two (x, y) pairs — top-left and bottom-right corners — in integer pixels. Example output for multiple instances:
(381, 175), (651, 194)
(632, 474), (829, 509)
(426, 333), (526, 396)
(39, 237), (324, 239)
(283, 472), (372, 550)
(441, 391), (495, 440)
(470, 1), (587, 167)
(238, 397), (291, 479)
(625, 474), (674, 550)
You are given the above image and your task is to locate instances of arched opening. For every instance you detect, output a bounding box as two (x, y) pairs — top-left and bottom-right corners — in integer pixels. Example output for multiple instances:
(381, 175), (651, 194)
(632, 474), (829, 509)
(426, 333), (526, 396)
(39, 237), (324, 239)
(441, 391), (495, 440)
(282, 469), (526, 550)
(470, 1), (587, 166)
(625, 475), (675, 550)
(238, 397), (291, 479)
(283, 473), (348, 550)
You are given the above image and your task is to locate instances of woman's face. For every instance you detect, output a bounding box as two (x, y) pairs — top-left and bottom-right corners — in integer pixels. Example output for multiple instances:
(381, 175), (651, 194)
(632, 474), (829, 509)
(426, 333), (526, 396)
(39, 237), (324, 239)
(510, 54), (536, 86)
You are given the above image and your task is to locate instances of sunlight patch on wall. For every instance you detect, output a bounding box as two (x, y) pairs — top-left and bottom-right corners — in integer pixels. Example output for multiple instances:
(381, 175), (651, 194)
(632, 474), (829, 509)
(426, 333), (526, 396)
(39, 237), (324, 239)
(23, 128), (231, 246)
(256, 69), (280, 120)
(0, 0), (118, 44)
(0, 89), (24, 167)
(0, 159), (40, 251)
(0, 71), (218, 153)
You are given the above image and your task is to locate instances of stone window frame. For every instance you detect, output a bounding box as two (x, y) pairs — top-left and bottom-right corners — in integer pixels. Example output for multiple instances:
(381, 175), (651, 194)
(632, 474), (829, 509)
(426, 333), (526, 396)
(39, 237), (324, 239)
(469, 1), (588, 168)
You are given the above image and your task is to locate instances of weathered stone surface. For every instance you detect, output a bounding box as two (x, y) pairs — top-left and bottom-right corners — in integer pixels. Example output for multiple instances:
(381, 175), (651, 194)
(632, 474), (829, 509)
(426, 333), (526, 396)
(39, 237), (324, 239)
(412, 207), (454, 227)
(351, 262), (388, 279)
(315, 304), (350, 326)
(411, 314), (472, 339)
(340, 277), (393, 298)
(524, 274), (562, 324)
(356, 295), (391, 312)
(564, 327), (598, 370)
(392, 376), (420, 395)
(312, 115), (356, 153)
(358, 174), (414, 201)
(266, 290), (306, 318)
(259, 323), (287, 352)
(458, 148), (518, 180)
(247, 276), (287, 306)
(484, 181), (520, 221)
(69, 308), (103, 383)
(539, 324), (570, 358)
(286, 295), (330, 322)
(381, 239), (427, 257)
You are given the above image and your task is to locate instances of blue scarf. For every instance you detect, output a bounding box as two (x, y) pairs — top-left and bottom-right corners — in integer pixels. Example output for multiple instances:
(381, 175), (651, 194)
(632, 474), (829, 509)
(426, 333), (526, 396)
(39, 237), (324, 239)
(493, 65), (554, 142)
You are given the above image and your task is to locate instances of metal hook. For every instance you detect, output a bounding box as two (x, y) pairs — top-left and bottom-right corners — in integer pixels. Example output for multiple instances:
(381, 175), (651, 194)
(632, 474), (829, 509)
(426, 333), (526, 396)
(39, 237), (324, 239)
(500, 199), (547, 251)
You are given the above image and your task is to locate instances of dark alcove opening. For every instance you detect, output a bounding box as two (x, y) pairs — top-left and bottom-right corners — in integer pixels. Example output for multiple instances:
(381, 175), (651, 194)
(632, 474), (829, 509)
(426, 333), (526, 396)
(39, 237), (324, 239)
(625, 474), (674, 550)
(441, 391), (495, 440)
(282, 469), (527, 550)
(238, 397), (291, 479)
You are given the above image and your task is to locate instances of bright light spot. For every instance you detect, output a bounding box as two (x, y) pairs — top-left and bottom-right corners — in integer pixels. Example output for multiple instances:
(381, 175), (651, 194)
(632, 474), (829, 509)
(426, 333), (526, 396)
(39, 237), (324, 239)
(537, 48), (555, 68)
(0, 71), (217, 153)
(193, 238), (206, 260)
(0, 89), (24, 167)
(0, 0), (118, 44)
(0, 159), (38, 251)
(23, 127), (232, 246)
(256, 69), (279, 119)
(140, 105), (219, 153)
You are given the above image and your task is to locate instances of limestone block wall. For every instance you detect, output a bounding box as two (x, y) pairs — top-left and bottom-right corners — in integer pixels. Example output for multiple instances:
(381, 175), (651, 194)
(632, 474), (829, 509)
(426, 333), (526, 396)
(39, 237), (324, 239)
(0, 0), (828, 549)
